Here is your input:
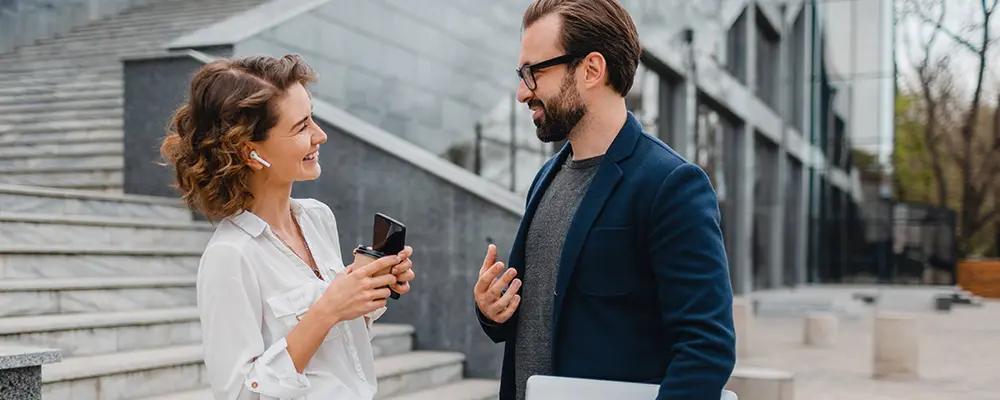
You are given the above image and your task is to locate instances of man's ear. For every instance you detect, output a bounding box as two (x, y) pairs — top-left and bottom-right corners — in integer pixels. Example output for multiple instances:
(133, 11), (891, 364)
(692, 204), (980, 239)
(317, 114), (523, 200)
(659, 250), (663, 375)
(581, 52), (608, 89)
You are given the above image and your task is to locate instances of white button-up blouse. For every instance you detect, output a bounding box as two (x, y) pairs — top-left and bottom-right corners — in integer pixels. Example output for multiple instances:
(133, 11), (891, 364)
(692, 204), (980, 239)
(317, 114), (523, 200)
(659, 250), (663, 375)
(197, 198), (386, 399)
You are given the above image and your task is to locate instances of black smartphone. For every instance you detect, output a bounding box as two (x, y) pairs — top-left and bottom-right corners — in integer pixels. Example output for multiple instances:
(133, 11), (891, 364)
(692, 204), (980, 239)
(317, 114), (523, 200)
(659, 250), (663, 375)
(372, 213), (406, 299)
(372, 213), (406, 256)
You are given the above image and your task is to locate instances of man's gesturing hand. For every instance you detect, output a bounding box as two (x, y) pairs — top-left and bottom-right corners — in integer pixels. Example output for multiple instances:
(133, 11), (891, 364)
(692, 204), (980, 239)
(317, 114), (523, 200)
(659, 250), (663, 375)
(474, 244), (521, 324)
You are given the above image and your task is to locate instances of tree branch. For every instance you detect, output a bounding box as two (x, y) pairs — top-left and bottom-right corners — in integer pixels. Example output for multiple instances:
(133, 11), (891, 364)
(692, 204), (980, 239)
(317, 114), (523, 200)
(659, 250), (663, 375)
(913, 1), (979, 53)
(974, 93), (1000, 200)
(967, 205), (1000, 239)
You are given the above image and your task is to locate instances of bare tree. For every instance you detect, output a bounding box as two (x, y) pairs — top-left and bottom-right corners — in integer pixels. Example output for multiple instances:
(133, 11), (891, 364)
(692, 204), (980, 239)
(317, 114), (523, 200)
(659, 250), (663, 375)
(902, 0), (951, 207)
(904, 0), (1000, 255)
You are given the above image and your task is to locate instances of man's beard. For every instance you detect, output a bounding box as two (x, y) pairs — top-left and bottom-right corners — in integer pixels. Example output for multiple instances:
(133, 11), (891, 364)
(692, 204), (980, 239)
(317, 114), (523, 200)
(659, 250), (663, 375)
(531, 74), (586, 143)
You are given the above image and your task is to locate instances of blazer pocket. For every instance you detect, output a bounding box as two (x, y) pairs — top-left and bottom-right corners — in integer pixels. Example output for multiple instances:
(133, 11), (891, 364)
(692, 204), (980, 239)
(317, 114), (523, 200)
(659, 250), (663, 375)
(266, 283), (342, 341)
(574, 227), (638, 297)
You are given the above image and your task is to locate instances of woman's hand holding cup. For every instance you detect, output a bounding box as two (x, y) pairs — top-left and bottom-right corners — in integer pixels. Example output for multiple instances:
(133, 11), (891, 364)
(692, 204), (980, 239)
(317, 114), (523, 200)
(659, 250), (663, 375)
(313, 255), (399, 326)
(349, 246), (415, 296)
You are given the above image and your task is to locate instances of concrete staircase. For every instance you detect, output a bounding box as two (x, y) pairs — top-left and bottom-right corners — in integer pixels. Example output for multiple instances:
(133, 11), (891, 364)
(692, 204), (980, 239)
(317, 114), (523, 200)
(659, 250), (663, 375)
(0, 1), (500, 398)
(0, 183), (498, 400)
(0, 0), (269, 192)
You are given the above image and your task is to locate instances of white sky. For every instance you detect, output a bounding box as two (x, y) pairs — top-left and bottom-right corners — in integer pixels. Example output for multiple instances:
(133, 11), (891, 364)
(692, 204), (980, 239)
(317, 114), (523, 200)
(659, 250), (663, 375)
(896, 0), (1000, 105)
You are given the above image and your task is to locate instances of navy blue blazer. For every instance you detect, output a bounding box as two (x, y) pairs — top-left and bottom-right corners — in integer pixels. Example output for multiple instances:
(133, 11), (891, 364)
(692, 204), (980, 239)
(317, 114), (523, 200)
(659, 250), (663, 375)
(477, 112), (736, 400)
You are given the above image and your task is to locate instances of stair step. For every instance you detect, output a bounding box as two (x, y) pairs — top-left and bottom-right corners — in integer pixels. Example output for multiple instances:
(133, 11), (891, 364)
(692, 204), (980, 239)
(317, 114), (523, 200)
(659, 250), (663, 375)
(0, 62), (118, 74)
(0, 243), (202, 279)
(0, 69), (121, 86)
(1, 45), (147, 60)
(0, 88), (120, 106)
(42, 344), (207, 399)
(32, 18), (257, 47)
(0, 309), (409, 361)
(111, 349), (462, 400)
(13, 41), (159, 55)
(375, 351), (467, 399)
(0, 56), (161, 73)
(0, 131), (122, 147)
(0, 118), (120, 134)
(387, 379), (500, 400)
(0, 211), (213, 249)
(0, 153), (122, 170)
(0, 65), (119, 81)
(79, 0), (260, 19)
(0, 98), (122, 115)
(0, 307), (200, 357)
(0, 182), (191, 223)
(0, 139), (121, 157)
(372, 324), (416, 359)
(0, 108), (121, 124)
(0, 169), (123, 191)
(0, 57), (126, 72)
(0, 81), (121, 97)
(0, 276), (196, 317)
(0, 49), (164, 67)
(138, 388), (212, 400)
(0, 163), (121, 173)
(67, 4), (262, 33)
(38, 21), (227, 43)
(28, 27), (206, 48)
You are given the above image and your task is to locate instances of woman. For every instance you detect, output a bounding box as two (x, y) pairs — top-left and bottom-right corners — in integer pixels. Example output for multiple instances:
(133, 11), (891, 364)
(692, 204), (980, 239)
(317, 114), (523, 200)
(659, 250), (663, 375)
(160, 54), (415, 399)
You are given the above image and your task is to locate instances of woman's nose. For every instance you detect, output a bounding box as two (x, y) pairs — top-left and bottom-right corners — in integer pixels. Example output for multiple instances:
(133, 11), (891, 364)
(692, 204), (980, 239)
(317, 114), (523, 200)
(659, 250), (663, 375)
(313, 125), (328, 145)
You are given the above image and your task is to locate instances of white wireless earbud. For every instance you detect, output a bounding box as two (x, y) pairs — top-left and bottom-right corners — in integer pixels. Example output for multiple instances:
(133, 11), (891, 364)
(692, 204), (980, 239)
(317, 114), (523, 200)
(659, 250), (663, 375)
(250, 151), (271, 168)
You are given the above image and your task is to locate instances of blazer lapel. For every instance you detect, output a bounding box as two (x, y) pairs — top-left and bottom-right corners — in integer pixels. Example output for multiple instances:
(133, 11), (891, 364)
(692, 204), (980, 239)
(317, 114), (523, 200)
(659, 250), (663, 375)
(550, 162), (621, 320)
(551, 113), (643, 330)
(508, 143), (572, 273)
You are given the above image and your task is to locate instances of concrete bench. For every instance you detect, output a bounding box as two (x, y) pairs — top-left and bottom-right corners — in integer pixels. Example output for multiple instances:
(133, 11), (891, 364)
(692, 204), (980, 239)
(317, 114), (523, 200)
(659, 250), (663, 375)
(804, 312), (838, 347)
(873, 312), (919, 380)
(725, 366), (793, 400)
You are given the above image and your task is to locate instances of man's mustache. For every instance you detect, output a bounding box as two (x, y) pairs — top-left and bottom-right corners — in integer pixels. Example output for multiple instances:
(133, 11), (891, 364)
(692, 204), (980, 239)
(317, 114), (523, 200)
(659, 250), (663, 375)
(527, 99), (544, 110)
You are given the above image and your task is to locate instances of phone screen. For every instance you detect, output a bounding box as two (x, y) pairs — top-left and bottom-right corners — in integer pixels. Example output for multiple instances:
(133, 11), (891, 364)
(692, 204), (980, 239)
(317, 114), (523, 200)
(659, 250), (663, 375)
(372, 214), (406, 255)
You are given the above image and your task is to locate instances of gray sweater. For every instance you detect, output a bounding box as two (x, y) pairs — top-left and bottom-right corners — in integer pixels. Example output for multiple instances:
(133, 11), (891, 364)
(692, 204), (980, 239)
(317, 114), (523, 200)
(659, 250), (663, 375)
(514, 154), (604, 400)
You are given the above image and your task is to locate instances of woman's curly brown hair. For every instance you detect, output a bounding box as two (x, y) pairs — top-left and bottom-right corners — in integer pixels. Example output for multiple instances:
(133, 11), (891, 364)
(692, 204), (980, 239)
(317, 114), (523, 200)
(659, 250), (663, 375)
(160, 54), (317, 221)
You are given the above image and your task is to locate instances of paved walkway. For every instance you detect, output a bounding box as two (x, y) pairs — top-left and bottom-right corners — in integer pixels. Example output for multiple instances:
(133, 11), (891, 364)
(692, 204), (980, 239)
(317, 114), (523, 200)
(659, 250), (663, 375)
(740, 287), (1000, 399)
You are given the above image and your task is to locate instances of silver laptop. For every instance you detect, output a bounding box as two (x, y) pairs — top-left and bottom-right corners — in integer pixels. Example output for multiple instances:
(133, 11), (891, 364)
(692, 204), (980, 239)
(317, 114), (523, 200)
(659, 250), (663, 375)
(525, 375), (738, 400)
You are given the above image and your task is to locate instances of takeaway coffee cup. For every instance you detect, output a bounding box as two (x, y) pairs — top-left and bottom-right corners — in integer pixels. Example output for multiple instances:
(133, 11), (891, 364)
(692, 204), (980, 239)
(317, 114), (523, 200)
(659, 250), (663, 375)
(352, 245), (401, 299)
(352, 246), (391, 275)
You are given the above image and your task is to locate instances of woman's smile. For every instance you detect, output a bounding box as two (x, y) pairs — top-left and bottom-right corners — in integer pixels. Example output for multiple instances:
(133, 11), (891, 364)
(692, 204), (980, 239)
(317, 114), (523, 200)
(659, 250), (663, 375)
(303, 149), (319, 162)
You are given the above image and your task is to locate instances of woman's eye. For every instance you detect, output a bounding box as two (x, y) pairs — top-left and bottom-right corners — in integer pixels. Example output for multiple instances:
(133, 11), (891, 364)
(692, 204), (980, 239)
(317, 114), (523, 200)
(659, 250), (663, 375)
(299, 122), (309, 133)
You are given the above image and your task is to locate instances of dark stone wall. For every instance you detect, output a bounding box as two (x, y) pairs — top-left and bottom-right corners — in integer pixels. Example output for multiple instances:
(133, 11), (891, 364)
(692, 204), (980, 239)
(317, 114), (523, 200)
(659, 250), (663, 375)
(122, 54), (208, 200)
(122, 53), (522, 379)
(294, 118), (519, 379)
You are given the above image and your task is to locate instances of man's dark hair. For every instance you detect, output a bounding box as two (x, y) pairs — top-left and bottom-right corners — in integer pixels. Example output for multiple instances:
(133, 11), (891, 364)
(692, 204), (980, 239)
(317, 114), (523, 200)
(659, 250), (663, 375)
(523, 0), (642, 96)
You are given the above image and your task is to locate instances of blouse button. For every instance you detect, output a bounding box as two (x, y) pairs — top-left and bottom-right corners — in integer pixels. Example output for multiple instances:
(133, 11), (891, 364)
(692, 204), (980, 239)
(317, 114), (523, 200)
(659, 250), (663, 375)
(251, 382), (258, 389)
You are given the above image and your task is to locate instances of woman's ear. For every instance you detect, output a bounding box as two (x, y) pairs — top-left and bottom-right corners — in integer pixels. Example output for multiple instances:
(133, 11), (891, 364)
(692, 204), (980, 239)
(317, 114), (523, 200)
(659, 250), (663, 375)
(245, 146), (269, 170)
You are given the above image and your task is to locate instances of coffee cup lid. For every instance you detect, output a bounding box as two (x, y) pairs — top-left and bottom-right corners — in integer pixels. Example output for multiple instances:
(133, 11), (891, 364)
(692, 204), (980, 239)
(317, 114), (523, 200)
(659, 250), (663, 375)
(355, 245), (384, 259)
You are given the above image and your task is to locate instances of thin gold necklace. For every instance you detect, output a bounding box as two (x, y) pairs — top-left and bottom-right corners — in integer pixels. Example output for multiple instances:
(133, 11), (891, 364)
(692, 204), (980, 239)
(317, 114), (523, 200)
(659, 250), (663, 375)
(272, 211), (322, 280)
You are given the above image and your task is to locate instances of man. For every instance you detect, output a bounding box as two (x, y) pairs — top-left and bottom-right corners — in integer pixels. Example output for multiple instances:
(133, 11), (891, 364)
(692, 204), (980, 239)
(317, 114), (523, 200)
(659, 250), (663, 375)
(472, 1), (736, 399)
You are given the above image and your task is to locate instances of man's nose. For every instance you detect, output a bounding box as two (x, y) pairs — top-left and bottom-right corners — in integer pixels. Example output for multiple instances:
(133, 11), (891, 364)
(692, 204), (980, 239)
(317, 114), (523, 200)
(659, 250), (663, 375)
(516, 78), (532, 104)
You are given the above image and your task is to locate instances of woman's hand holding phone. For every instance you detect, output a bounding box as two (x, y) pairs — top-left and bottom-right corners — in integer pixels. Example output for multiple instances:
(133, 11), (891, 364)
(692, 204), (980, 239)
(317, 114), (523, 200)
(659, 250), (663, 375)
(386, 246), (415, 295)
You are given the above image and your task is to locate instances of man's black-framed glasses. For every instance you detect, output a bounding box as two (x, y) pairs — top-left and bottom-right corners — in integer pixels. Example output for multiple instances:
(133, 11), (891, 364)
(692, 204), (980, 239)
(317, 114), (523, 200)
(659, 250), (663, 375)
(516, 52), (587, 91)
